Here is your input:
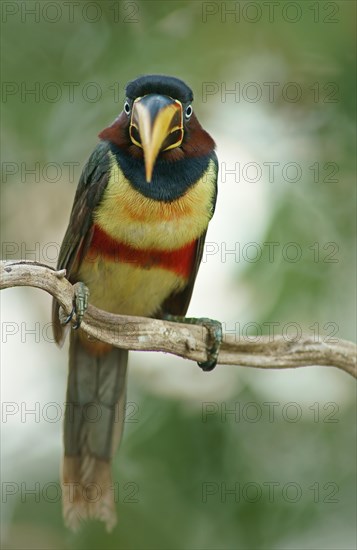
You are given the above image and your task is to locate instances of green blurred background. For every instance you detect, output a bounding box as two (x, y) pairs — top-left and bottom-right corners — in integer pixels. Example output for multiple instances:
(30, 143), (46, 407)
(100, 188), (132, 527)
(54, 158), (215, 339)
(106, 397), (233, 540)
(1, 1), (356, 549)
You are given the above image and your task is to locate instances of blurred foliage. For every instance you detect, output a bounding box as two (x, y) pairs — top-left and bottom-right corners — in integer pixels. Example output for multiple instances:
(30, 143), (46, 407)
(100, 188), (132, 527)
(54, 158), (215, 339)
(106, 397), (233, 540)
(1, 1), (356, 549)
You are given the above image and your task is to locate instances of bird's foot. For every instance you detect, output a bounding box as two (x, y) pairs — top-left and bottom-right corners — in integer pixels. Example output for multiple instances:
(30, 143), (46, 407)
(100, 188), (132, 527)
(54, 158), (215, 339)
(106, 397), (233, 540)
(62, 282), (89, 330)
(163, 314), (222, 371)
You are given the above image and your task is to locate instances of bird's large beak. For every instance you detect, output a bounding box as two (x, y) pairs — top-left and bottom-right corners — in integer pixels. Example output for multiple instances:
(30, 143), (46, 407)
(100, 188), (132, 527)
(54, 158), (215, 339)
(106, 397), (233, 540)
(129, 94), (183, 182)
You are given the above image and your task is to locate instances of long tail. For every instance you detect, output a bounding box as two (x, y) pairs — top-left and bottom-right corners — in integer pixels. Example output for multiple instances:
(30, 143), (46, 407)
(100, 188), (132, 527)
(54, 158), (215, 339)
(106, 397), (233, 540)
(62, 331), (128, 532)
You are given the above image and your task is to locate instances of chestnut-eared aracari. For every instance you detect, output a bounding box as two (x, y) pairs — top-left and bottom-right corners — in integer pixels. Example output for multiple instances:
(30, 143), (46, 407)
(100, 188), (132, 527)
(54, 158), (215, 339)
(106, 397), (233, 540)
(52, 75), (220, 531)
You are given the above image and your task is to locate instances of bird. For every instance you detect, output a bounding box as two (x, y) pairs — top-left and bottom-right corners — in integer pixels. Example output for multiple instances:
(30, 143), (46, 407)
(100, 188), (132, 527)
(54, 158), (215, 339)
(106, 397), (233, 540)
(52, 74), (220, 531)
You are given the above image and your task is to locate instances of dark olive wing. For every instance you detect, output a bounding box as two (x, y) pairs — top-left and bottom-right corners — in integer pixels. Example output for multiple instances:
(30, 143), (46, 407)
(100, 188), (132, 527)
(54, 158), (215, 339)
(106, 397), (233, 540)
(52, 141), (111, 344)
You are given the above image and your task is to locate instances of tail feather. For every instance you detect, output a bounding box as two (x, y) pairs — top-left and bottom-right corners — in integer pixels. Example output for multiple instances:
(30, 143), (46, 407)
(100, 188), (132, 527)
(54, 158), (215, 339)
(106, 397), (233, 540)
(62, 331), (128, 531)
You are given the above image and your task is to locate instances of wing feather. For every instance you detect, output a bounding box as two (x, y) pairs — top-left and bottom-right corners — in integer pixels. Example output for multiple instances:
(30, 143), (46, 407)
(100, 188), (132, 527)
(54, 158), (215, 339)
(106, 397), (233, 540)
(52, 142), (111, 344)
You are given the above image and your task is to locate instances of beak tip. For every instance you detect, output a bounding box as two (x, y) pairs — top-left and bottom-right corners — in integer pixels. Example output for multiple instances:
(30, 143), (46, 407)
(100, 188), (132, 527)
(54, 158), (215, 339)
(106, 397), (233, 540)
(145, 167), (153, 183)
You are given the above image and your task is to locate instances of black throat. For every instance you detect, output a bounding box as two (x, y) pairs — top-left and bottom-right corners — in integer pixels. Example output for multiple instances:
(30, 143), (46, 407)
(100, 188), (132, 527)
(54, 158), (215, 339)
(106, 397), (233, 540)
(108, 142), (215, 202)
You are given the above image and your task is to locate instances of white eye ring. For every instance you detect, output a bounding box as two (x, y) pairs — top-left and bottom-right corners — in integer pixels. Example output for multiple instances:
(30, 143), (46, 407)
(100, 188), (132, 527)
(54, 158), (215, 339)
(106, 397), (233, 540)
(185, 105), (192, 118)
(124, 101), (131, 115)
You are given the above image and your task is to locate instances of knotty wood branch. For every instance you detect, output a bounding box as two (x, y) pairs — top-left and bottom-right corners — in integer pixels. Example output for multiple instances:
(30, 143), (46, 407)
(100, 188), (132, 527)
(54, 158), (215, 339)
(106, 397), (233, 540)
(1, 260), (356, 378)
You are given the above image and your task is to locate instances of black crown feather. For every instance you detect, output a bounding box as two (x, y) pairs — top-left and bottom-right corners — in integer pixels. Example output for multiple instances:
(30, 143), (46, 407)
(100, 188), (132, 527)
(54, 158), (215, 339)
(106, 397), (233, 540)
(126, 74), (193, 103)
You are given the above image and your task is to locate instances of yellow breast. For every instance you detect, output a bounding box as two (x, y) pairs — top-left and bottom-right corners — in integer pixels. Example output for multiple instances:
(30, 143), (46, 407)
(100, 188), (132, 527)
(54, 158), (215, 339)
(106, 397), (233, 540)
(93, 152), (217, 251)
(78, 257), (187, 316)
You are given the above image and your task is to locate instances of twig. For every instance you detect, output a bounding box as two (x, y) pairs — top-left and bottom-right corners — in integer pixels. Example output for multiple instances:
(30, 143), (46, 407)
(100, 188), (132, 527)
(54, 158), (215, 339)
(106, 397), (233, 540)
(1, 260), (356, 378)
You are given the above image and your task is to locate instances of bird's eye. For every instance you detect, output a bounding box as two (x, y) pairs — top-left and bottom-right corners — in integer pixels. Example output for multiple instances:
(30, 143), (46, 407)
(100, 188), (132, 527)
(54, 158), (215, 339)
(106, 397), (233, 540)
(124, 101), (131, 115)
(185, 105), (193, 119)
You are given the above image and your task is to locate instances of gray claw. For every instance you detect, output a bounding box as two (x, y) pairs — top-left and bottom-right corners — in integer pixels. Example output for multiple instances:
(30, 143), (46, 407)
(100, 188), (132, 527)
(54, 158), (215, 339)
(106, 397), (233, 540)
(162, 313), (222, 372)
(72, 282), (89, 329)
(62, 306), (75, 326)
(197, 318), (222, 372)
(60, 282), (89, 329)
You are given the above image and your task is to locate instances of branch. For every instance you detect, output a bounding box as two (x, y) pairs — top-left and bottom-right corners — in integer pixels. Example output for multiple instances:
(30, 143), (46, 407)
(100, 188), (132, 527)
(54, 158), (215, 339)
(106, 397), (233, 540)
(1, 260), (356, 378)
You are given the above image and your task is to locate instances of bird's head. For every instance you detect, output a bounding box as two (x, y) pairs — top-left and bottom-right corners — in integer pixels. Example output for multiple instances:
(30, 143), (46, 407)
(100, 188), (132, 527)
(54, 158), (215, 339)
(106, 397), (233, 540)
(99, 75), (215, 183)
